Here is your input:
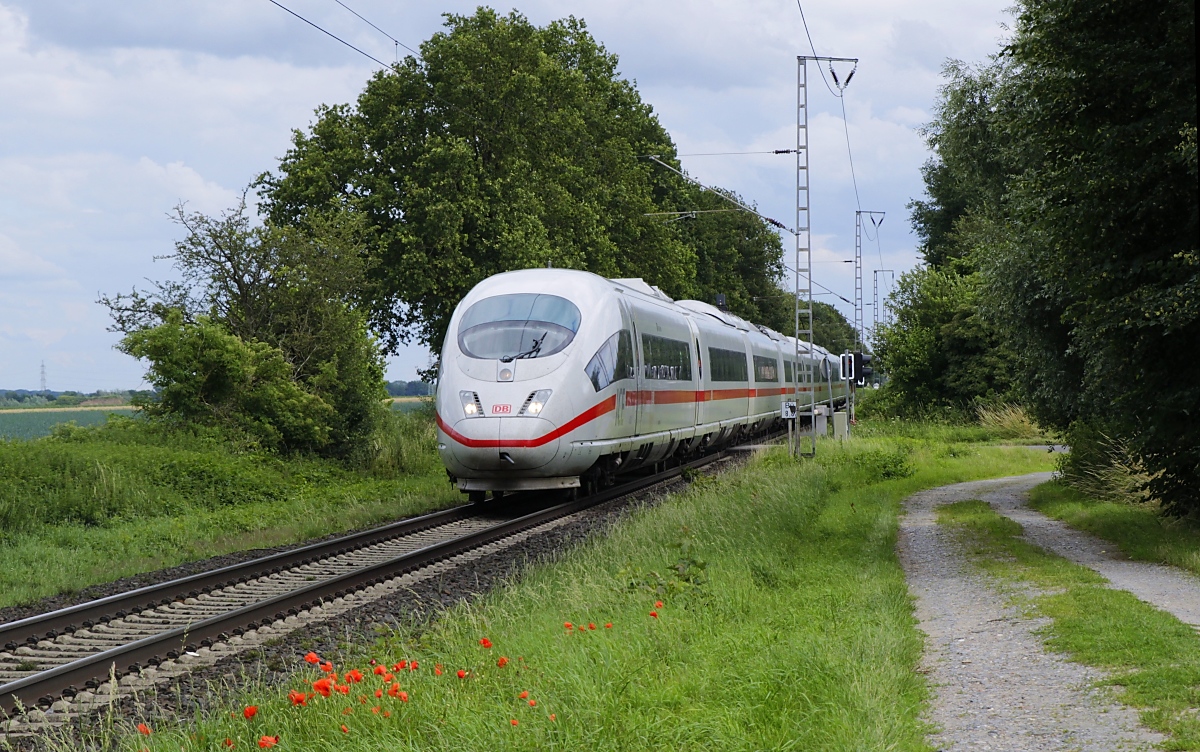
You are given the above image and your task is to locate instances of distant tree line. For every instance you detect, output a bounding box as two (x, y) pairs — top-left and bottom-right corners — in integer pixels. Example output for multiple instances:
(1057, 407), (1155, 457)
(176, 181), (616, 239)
(104, 8), (824, 462)
(386, 381), (433, 397)
(875, 0), (1196, 514)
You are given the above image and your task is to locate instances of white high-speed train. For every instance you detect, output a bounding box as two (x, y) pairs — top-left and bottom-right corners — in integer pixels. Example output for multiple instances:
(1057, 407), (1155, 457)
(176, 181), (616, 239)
(435, 269), (848, 498)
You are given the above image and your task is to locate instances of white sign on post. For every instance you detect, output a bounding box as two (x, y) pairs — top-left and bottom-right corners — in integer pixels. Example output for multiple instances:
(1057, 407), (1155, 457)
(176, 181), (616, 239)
(781, 401), (798, 420)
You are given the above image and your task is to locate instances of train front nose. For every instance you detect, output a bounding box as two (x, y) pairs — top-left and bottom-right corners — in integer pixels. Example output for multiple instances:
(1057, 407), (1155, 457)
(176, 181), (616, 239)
(442, 417), (560, 471)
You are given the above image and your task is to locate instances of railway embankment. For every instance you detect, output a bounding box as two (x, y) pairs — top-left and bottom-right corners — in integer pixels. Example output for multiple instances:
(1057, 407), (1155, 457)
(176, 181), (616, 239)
(72, 432), (1059, 751)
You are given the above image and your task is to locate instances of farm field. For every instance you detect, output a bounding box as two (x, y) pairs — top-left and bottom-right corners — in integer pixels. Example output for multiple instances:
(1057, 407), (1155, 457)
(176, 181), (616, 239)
(0, 408), (136, 440)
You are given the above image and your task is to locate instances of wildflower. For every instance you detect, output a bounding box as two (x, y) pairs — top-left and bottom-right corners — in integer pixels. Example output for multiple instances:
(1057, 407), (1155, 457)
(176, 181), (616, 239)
(387, 682), (401, 698)
(383, 672), (394, 682)
(456, 669), (466, 679)
(398, 691), (409, 702)
(320, 662), (334, 673)
(518, 691), (529, 699)
(358, 696), (367, 704)
(479, 637), (493, 649)
(549, 714), (556, 721)
(336, 684), (350, 695)
(497, 656), (509, 668)
(563, 622), (573, 630)
(373, 665), (387, 676)
(288, 690), (307, 706)
(374, 688), (383, 699)
(257, 736), (279, 749)
(372, 706), (380, 714)
(605, 623), (613, 629)
(223, 739), (235, 748)
(435, 663), (443, 676)
(341, 724), (350, 734)
(649, 610), (658, 619)
(137, 723), (152, 735)
(313, 678), (333, 697)
(410, 660), (419, 670)
(392, 661), (407, 671)
(528, 700), (537, 707)
(588, 623), (596, 630)
(243, 706), (258, 720)
(383, 710), (392, 718)
(345, 669), (364, 683)
(304, 652), (320, 664)
(510, 719), (519, 727)
(656, 600), (664, 608)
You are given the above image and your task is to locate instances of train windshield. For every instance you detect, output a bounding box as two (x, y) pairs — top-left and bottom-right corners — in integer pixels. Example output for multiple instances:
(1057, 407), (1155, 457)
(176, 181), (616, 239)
(458, 293), (582, 361)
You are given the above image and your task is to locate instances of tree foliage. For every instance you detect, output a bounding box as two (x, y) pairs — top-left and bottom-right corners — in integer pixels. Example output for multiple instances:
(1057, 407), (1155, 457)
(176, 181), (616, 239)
(102, 202), (387, 459)
(257, 9), (790, 355)
(887, 0), (1197, 512)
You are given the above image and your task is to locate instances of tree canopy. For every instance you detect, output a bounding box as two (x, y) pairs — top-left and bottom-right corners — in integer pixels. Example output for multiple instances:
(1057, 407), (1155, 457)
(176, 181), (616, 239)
(257, 8), (791, 355)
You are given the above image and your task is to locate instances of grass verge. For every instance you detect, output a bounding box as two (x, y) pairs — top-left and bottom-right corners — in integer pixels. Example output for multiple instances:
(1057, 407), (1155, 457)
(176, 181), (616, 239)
(1029, 482), (1200, 576)
(109, 437), (1054, 752)
(939, 500), (1200, 750)
(0, 412), (457, 608)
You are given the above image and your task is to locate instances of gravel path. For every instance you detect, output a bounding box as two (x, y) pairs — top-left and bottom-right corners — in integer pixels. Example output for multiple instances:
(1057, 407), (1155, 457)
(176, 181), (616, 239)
(899, 474), (1164, 751)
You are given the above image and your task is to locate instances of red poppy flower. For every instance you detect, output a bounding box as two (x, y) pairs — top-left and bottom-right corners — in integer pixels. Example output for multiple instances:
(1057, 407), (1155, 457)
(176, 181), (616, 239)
(387, 682), (400, 698)
(479, 638), (493, 649)
(605, 622), (613, 629)
(383, 672), (394, 682)
(223, 739), (235, 748)
(410, 660), (419, 670)
(341, 724), (350, 734)
(435, 667), (442, 676)
(320, 662), (334, 673)
(374, 688), (383, 699)
(372, 706), (380, 714)
(137, 723), (152, 735)
(549, 714), (556, 721)
(313, 678), (333, 697)
(392, 661), (407, 671)
(358, 696), (367, 705)
(510, 719), (519, 727)
(257, 736), (279, 749)
(649, 610), (658, 618)
(346, 669), (364, 683)
(288, 690), (307, 706)
(304, 652), (320, 664)
(336, 684), (350, 695)
(456, 670), (466, 679)
(518, 691), (529, 699)
(655, 600), (663, 608)
(588, 623), (596, 630)
(383, 710), (391, 718)
(243, 706), (258, 720)
(528, 700), (536, 707)
(398, 691), (409, 703)
(497, 656), (509, 668)
(563, 622), (573, 630)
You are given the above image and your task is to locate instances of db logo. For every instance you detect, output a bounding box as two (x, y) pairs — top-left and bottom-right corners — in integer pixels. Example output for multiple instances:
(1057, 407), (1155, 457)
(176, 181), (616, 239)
(491, 404), (511, 414)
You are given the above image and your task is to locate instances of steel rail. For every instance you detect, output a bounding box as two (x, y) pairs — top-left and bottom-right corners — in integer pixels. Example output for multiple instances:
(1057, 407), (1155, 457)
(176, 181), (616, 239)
(1, 436), (769, 717)
(0, 504), (479, 652)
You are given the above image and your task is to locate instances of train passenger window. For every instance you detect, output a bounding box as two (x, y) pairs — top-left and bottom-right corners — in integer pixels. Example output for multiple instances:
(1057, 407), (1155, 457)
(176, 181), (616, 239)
(753, 355), (779, 382)
(458, 293), (581, 360)
(585, 330), (635, 391)
(707, 347), (749, 382)
(641, 335), (692, 381)
(784, 360), (793, 384)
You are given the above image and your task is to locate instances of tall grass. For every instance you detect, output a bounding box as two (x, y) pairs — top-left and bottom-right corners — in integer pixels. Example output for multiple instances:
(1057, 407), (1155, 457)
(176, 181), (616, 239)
(975, 403), (1043, 440)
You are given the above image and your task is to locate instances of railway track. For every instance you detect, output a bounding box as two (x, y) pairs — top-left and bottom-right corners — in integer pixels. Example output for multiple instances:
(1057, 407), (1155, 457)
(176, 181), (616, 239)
(0, 437), (769, 728)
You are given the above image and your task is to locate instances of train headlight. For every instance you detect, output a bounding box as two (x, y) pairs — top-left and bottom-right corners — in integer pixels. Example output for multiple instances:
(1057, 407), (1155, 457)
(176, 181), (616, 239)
(460, 391), (482, 417)
(520, 389), (552, 416)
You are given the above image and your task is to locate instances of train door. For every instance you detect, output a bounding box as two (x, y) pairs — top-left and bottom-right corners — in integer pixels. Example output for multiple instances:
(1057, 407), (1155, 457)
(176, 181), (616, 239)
(628, 299), (695, 436)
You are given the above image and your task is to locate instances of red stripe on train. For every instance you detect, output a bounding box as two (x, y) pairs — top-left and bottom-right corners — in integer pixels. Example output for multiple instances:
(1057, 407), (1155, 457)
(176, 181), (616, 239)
(437, 395), (617, 448)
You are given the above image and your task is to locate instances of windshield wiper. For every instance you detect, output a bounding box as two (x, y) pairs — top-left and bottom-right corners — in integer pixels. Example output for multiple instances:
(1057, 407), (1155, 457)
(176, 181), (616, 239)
(500, 333), (545, 363)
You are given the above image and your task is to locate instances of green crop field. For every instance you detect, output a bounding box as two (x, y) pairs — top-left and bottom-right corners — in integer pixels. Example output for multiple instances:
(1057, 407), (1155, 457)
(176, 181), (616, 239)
(0, 409), (137, 440)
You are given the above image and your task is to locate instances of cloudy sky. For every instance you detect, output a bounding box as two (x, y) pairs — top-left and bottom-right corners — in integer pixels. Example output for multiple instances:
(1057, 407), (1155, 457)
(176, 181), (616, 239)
(0, 0), (1011, 392)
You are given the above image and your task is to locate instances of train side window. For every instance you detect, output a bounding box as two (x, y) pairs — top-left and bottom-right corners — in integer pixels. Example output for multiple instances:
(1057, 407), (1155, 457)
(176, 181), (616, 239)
(642, 334), (692, 381)
(784, 360), (793, 384)
(753, 355), (779, 382)
(707, 347), (749, 382)
(584, 330), (635, 392)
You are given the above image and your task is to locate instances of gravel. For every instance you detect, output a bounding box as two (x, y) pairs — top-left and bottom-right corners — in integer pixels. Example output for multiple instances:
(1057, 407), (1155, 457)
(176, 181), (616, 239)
(9, 455), (744, 750)
(899, 473), (1164, 751)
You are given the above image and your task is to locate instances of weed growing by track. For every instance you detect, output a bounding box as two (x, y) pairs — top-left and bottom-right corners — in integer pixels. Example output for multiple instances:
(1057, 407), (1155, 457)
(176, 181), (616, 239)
(939, 501), (1200, 749)
(0, 411), (456, 608)
(1029, 482), (1200, 576)
(114, 437), (1053, 752)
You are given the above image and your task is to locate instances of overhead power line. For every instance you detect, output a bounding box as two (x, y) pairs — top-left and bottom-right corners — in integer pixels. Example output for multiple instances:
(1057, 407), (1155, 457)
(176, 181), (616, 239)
(331, 0), (422, 60)
(266, 0), (389, 67)
(642, 155), (796, 234)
